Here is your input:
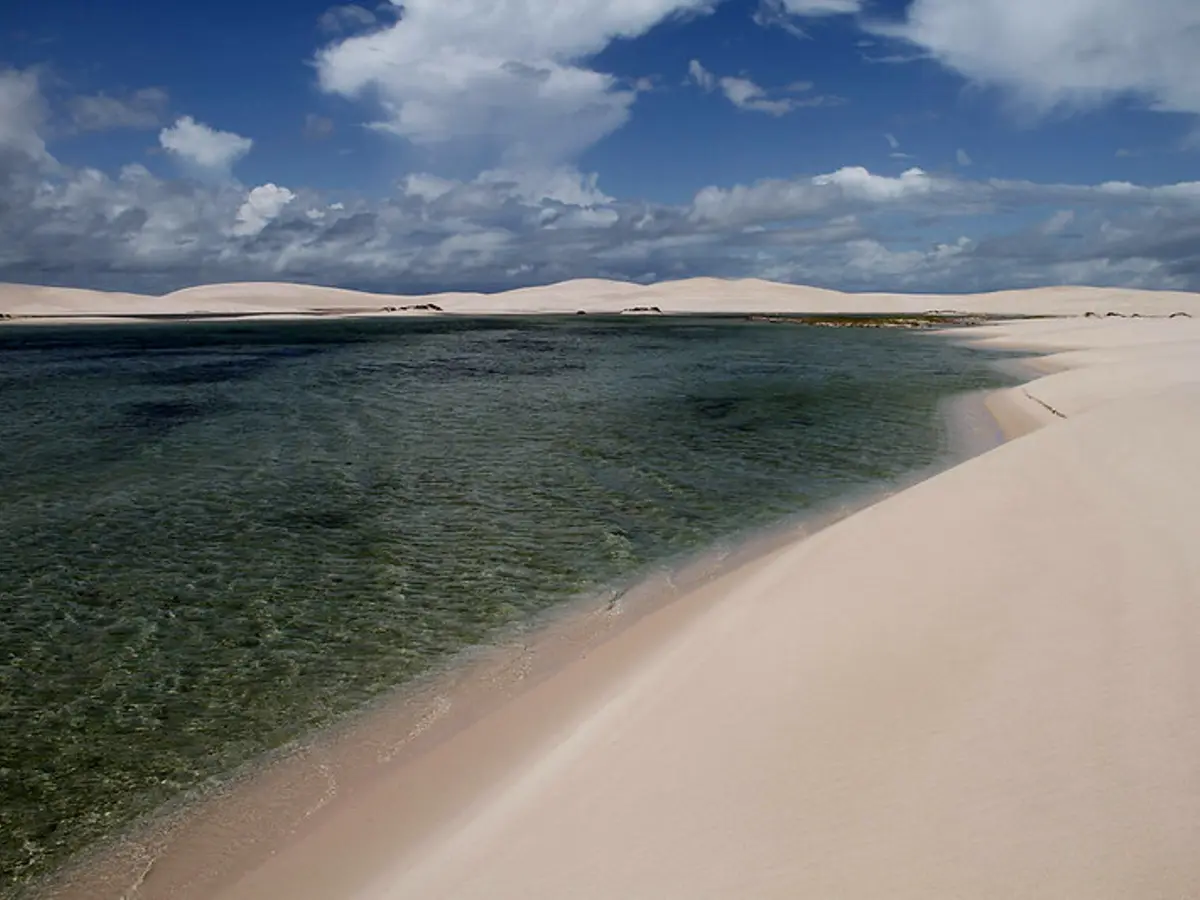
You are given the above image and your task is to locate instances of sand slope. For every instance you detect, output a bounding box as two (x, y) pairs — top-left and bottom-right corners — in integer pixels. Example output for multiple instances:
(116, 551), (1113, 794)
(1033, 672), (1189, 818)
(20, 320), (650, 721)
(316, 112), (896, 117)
(355, 387), (1200, 900)
(4, 277), (1200, 320)
(176, 315), (1200, 900)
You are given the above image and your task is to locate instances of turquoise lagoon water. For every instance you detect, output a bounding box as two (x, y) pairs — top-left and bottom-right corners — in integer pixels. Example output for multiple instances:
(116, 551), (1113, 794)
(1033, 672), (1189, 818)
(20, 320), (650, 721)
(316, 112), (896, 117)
(0, 316), (1012, 894)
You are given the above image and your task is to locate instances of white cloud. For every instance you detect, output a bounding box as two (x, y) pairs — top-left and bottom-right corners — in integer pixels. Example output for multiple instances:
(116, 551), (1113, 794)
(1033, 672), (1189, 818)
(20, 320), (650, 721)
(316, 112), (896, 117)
(754, 0), (862, 37)
(476, 167), (613, 207)
(717, 76), (795, 116)
(883, 133), (915, 159)
(7, 159), (1200, 293)
(159, 116), (253, 172)
(773, 0), (861, 13)
(956, 147), (972, 166)
(891, 0), (1200, 117)
(318, 3), (378, 34)
(691, 166), (949, 225)
(233, 183), (296, 236)
(402, 172), (457, 203)
(689, 60), (834, 116)
(316, 0), (716, 165)
(0, 68), (51, 163)
(815, 165), (941, 201)
(1040, 209), (1075, 235)
(687, 59), (716, 92)
(69, 88), (168, 132)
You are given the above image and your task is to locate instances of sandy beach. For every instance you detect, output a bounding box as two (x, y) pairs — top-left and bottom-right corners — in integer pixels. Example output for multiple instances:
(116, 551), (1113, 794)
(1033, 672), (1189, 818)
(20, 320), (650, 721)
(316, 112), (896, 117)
(19, 281), (1200, 899)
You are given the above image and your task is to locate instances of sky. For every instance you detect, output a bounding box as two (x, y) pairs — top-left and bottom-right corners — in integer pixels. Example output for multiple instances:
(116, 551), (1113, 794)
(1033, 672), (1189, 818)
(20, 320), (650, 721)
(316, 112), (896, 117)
(1, 0), (1199, 295)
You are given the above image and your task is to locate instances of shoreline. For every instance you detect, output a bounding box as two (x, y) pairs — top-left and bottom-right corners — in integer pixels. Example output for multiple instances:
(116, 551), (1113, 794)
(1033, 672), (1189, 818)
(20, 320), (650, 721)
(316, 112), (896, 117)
(25, 309), (1200, 899)
(343, 316), (1198, 900)
(29, 343), (1020, 900)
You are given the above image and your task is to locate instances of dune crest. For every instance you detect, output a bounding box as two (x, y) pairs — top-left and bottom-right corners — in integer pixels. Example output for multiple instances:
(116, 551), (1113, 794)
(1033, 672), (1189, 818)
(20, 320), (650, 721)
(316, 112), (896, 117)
(4, 278), (1200, 321)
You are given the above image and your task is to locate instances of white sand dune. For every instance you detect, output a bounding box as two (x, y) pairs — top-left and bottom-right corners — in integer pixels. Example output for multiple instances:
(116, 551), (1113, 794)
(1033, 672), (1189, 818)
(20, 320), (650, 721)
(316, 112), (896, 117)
(0, 283), (166, 319)
(5, 277), (1200, 320)
(358, 397), (1200, 900)
(972, 318), (1200, 420)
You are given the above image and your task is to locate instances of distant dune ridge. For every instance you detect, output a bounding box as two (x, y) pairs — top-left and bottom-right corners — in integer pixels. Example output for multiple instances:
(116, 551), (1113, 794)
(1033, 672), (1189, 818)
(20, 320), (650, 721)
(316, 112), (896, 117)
(3, 277), (1200, 320)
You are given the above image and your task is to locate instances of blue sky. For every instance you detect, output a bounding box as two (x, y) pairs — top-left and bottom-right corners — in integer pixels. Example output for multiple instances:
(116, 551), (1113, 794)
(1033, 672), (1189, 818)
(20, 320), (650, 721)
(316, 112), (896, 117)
(1, 0), (1198, 294)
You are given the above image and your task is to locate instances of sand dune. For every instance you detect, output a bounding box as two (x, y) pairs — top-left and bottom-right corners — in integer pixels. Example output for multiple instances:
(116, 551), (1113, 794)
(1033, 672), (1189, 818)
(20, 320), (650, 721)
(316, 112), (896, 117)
(353, 395), (1200, 900)
(5, 277), (1200, 320)
(0, 283), (166, 318)
(971, 318), (1200, 420)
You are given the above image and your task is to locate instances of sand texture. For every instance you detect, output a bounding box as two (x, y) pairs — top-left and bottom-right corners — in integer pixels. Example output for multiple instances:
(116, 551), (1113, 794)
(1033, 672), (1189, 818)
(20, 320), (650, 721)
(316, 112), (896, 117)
(367, 407), (1200, 899)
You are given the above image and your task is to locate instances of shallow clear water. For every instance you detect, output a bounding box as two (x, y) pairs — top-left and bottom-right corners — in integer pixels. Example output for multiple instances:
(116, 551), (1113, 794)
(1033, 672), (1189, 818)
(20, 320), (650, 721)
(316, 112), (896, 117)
(0, 317), (1010, 894)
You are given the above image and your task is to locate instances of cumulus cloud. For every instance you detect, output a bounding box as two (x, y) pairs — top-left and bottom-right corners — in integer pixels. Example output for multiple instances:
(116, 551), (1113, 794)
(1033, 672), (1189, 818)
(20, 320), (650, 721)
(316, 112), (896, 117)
(690, 167), (956, 226)
(233, 183), (297, 236)
(889, 0), (1200, 117)
(315, 0), (716, 165)
(159, 116), (253, 172)
(0, 68), (51, 163)
(688, 60), (837, 115)
(8, 143), (1200, 295)
(69, 87), (168, 132)
(475, 166), (613, 207)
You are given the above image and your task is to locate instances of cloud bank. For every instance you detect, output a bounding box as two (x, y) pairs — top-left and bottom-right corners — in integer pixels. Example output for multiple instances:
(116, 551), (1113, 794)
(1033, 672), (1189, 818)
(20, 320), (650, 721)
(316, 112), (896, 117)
(5, 76), (1199, 298)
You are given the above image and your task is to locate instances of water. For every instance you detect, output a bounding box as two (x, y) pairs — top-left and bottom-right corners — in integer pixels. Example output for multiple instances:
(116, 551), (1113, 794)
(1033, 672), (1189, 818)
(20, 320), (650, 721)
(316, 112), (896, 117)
(0, 317), (1011, 895)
